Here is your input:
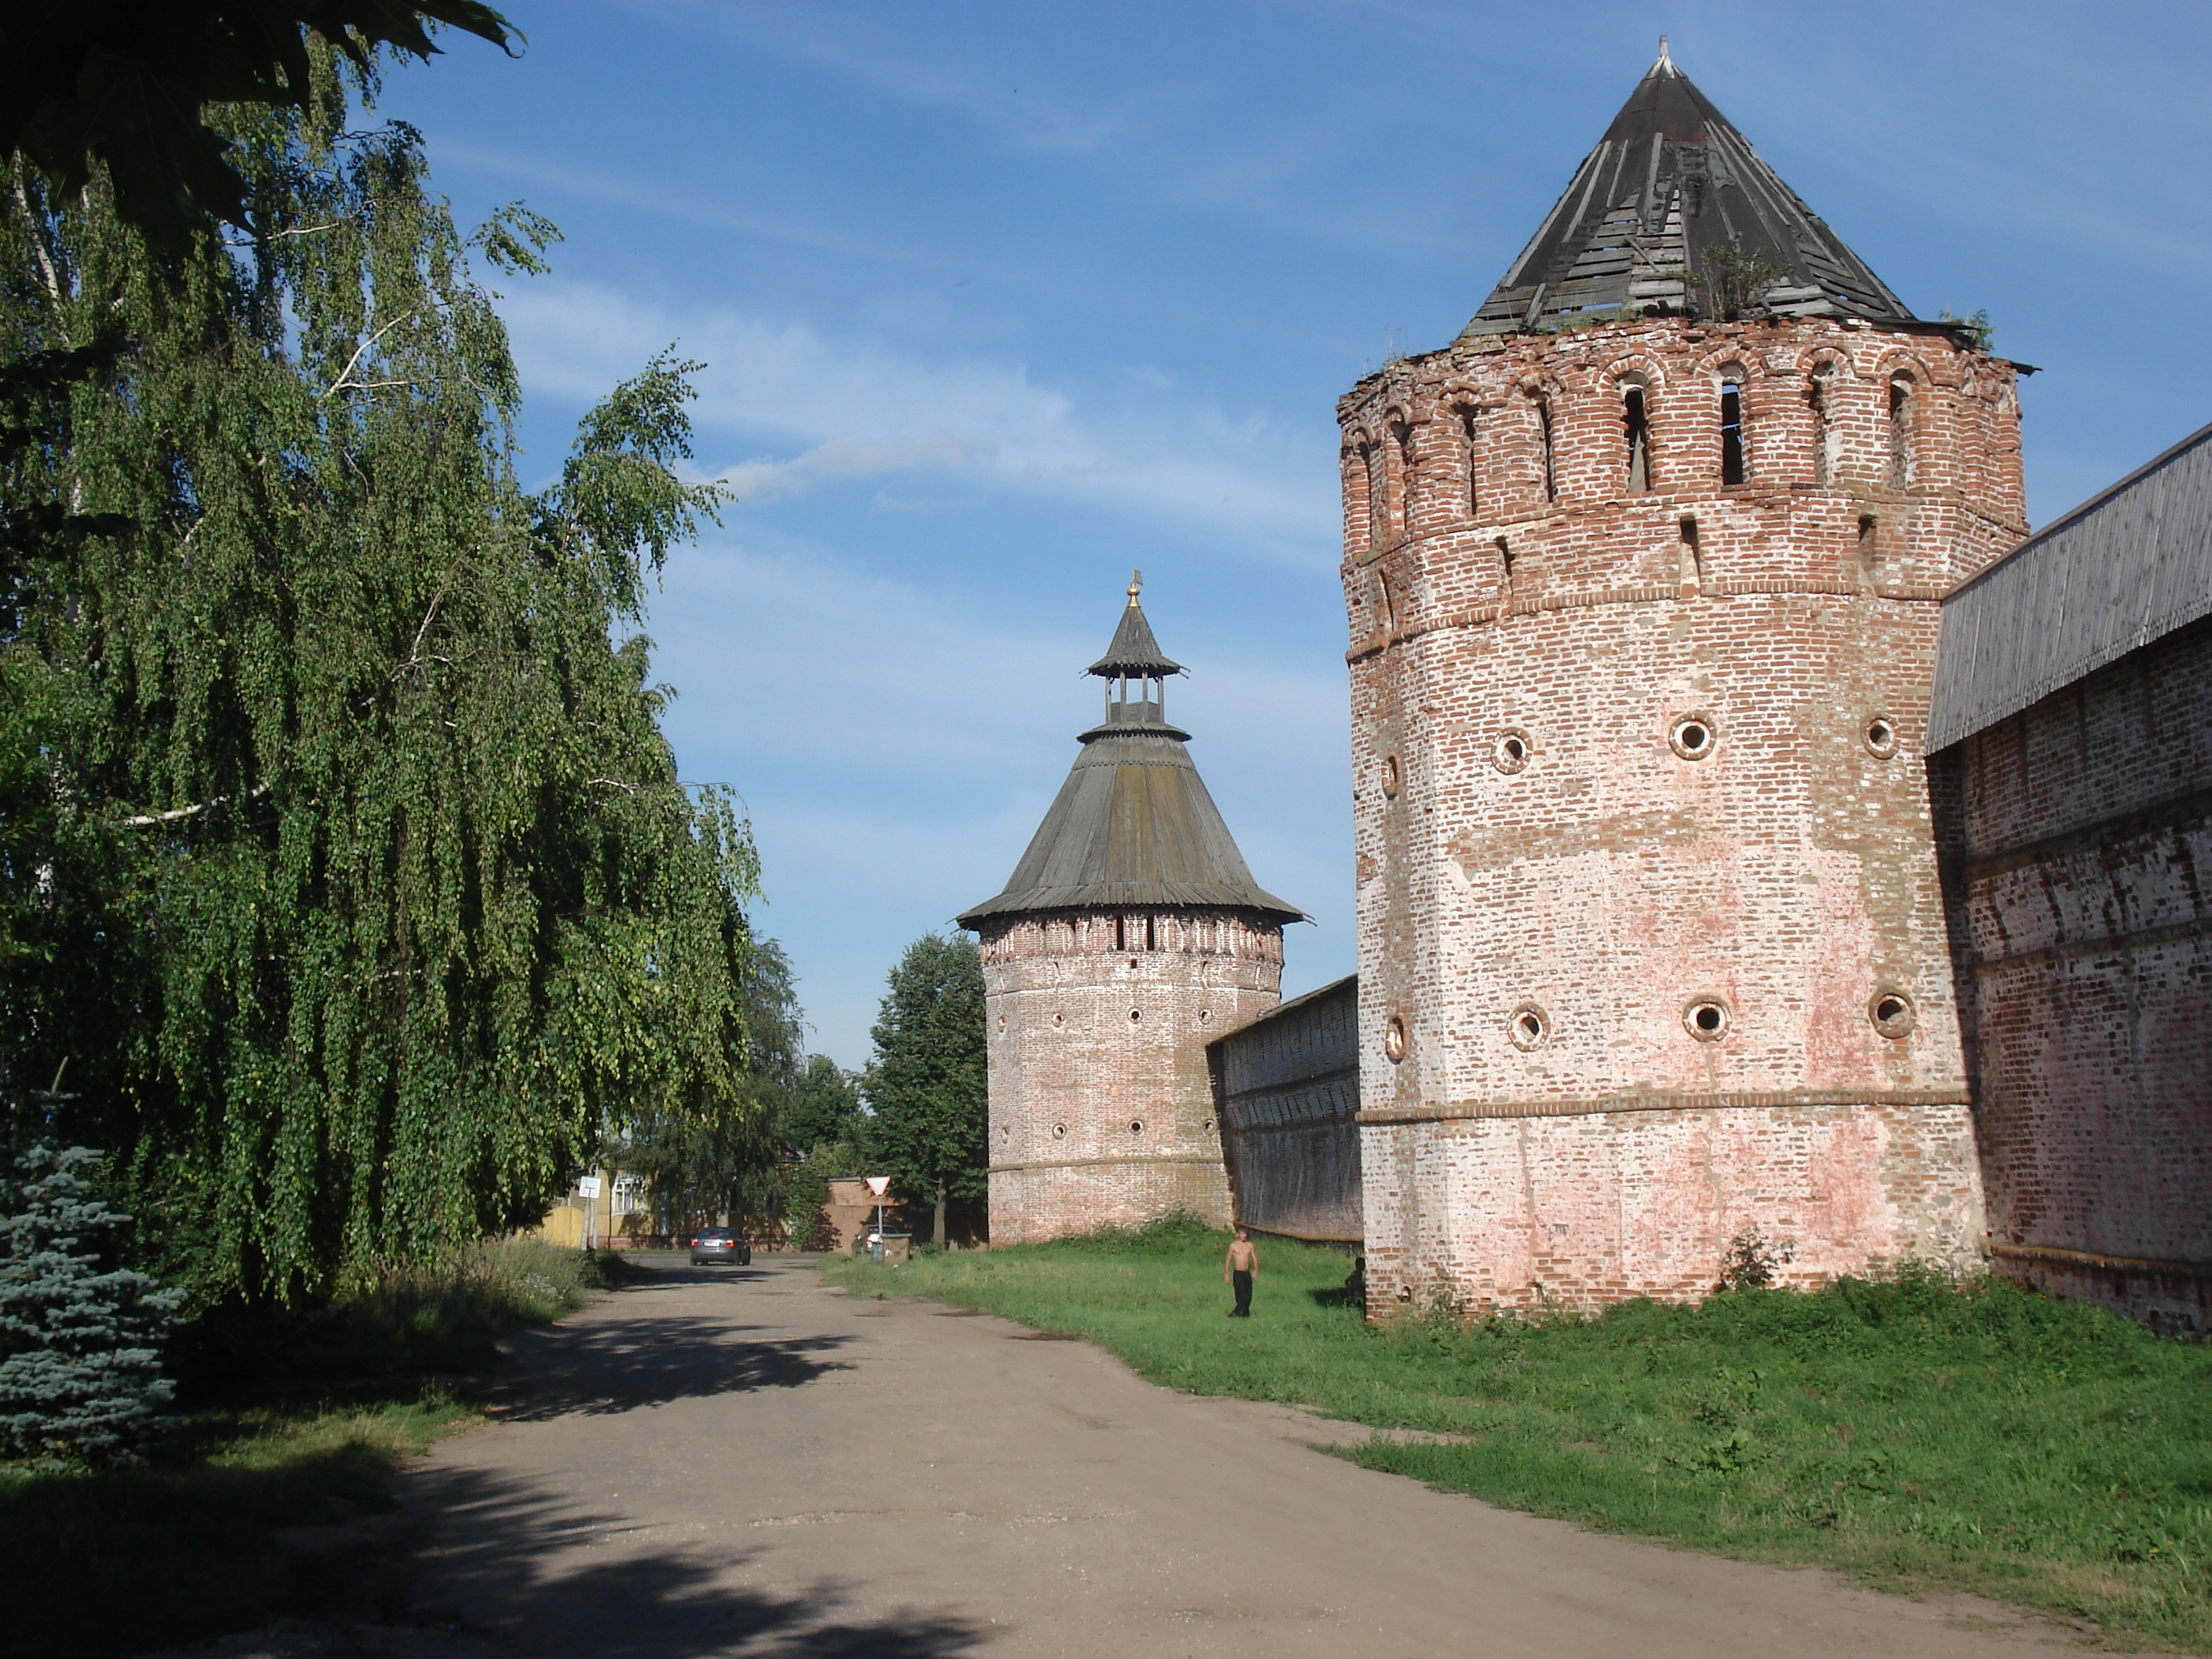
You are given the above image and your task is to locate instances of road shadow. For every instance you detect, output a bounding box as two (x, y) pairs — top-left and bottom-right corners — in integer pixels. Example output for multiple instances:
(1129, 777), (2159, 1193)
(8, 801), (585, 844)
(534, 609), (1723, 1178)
(482, 1312), (854, 1420)
(399, 1462), (988, 1658)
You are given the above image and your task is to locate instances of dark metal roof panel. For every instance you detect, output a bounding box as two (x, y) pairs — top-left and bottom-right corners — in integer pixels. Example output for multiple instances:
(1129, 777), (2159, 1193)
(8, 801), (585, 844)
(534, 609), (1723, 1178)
(958, 726), (1302, 925)
(1928, 420), (2212, 750)
(1461, 46), (1914, 338)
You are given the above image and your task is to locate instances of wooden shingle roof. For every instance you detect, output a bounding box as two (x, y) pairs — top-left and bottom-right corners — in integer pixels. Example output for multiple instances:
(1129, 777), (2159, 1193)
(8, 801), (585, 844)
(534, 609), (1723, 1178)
(1461, 41), (1914, 338)
(958, 597), (1300, 926)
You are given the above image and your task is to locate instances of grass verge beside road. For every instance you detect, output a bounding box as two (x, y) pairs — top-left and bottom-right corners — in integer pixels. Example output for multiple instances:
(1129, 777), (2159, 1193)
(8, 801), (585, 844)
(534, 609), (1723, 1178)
(3, 1239), (629, 1659)
(828, 1221), (2212, 1652)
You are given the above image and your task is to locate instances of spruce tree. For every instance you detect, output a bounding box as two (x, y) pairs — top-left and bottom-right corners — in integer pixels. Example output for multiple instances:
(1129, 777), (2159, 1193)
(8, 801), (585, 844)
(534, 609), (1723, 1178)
(0, 53), (761, 1305)
(0, 1141), (179, 1463)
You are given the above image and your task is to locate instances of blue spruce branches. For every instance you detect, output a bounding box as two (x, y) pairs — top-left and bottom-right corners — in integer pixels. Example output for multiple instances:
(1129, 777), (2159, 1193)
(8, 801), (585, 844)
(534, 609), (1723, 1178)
(0, 1143), (178, 1463)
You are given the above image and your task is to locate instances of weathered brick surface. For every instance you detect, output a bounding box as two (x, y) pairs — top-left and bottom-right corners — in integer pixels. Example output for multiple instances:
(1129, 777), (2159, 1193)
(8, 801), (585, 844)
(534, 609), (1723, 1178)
(1342, 314), (2022, 1312)
(1938, 613), (2212, 1331)
(978, 910), (1282, 1242)
(1210, 975), (1361, 1242)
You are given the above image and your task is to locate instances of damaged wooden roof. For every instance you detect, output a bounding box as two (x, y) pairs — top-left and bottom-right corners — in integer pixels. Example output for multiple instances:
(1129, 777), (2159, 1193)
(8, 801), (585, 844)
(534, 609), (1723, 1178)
(958, 598), (1300, 926)
(1928, 420), (2212, 751)
(1461, 40), (1915, 338)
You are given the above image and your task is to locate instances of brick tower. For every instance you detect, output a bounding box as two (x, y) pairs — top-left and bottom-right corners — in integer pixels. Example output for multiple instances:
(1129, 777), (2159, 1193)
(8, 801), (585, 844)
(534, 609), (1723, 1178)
(960, 579), (1301, 1243)
(1343, 44), (2027, 1311)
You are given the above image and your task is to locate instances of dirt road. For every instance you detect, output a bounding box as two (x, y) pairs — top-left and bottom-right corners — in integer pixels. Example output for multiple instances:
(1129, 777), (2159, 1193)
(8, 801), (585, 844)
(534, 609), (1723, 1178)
(390, 1256), (2081, 1657)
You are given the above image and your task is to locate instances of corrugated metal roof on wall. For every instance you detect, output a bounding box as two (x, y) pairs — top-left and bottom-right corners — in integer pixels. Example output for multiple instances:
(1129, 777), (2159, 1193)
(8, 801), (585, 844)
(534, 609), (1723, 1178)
(1928, 420), (2212, 752)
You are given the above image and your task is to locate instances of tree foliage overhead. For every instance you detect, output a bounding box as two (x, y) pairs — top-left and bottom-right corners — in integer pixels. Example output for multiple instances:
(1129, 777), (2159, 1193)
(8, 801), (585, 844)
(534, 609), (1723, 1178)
(2, 2), (515, 248)
(864, 933), (987, 1236)
(0, 51), (758, 1306)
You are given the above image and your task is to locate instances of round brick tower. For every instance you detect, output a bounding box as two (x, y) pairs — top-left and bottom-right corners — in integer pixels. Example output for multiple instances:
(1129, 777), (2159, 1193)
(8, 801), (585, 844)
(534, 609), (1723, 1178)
(960, 579), (1302, 1243)
(1344, 45), (2027, 1311)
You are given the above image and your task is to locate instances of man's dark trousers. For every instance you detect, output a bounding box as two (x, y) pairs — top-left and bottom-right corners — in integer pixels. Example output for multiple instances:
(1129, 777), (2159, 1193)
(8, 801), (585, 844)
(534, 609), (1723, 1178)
(1231, 1269), (1253, 1317)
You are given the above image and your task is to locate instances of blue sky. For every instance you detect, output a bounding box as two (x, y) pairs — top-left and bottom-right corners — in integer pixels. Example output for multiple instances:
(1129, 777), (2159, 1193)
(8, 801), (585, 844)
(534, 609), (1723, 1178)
(378, 0), (2212, 1068)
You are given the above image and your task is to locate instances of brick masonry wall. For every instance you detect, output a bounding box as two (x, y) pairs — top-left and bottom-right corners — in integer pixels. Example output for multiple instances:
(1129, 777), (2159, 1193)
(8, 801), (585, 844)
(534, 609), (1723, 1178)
(1342, 313), (2022, 1312)
(1210, 975), (1362, 1242)
(1938, 613), (2212, 1331)
(976, 908), (1283, 1243)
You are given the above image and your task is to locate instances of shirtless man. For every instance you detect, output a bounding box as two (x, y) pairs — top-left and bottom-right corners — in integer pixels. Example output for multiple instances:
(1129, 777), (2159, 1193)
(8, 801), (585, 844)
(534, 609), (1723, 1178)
(1224, 1228), (1258, 1318)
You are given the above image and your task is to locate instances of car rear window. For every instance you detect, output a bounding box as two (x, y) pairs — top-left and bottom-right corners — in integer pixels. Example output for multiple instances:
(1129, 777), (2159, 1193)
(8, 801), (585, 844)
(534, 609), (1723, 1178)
(698, 1229), (733, 1239)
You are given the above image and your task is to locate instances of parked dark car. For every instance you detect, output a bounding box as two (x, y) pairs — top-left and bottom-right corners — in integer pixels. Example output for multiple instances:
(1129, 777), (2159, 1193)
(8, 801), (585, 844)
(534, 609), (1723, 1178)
(689, 1227), (751, 1266)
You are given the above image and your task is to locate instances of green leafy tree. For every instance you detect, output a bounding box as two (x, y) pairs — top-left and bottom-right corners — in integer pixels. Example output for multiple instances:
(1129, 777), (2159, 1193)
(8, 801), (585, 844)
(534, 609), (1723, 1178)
(2, 3), (514, 249)
(777, 1053), (862, 1157)
(0, 51), (758, 1306)
(863, 934), (986, 1249)
(0, 1142), (179, 1463)
(619, 939), (804, 1236)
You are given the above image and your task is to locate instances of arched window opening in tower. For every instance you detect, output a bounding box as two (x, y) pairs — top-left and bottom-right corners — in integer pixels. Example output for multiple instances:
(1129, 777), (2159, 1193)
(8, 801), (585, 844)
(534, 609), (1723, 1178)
(1364, 441), (1386, 547)
(1144, 914), (1155, 951)
(1457, 405), (1480, 517)
(1808, 364), (1836, 486)
(1391, 419), (1415, 530)
(1533, 394), (1557, 501)
(1115, 914), (1126, 952)
(1623, 383), (1651, 493)
(1888, 374), (1915, 490)
(1719, 375), (1746, 485)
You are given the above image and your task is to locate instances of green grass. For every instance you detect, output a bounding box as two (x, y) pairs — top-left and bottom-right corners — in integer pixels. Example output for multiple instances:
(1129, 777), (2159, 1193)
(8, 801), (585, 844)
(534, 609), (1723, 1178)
(828, 1219), (2212, 1652)
(3, 1238), (628, 1659)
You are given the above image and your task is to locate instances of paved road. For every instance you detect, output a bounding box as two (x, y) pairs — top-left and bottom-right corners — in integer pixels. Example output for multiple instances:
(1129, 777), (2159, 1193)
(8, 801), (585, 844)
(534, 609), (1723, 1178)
(391, 1256), (2086, 1658)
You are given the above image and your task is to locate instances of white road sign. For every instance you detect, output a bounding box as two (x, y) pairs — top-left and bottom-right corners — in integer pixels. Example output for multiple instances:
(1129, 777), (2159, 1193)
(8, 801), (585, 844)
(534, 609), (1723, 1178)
(865, 1175), (892, 1197)
(577, 1176), (602, 1197)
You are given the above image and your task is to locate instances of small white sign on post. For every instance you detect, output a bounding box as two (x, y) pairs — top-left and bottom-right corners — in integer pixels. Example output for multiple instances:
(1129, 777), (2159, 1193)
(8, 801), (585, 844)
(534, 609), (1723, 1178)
(577, 1175), (602, 1198)
(864, 1175), (891, 1197)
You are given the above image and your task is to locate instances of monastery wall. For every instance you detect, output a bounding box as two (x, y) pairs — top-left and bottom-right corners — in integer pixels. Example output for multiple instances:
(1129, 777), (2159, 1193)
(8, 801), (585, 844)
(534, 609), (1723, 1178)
(1210, 974), (1362, 1244)
(977, 909), (1280, 1243)
(1343, 313), (2022, 1311)
(1938, 613), (2212, 1331)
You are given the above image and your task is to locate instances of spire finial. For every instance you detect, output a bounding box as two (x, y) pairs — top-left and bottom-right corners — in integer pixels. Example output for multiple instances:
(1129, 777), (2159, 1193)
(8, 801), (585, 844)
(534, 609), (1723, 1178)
(1127, 569), (1143, 606)
(1655, 35), (1672, 71)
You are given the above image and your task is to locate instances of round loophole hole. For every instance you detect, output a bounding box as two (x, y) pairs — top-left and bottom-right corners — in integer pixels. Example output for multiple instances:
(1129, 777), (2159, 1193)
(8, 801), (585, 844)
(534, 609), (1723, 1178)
(1683, 998), (1730, 1041)
(1670, 713), (1719, 760)
(1053, 1123), (1066, 1139)
(1129, 1008), (1141, 1023)
(1380, 754), (1402, 798)
(1509, 1003), (1550, 1049)
(1130, 1120), (1144, 1135)
(1053, 1012), (1064, 1026)
(1870, 991), (1917, 1038)
(1865, 716), (1899, 758)
(1494, 729), (1532, 775)
(1384, 1015), (1409, 1063)
(1198, 1009), (1210, 1024)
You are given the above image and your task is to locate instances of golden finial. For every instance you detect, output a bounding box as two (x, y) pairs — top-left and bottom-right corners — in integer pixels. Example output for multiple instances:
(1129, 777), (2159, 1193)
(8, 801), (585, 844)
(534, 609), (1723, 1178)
(1127, 569), (1143, 606)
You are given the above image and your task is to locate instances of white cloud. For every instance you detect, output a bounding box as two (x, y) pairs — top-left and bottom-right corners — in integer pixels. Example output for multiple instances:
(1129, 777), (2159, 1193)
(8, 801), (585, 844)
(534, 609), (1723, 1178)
(496, 283), (1338, 561)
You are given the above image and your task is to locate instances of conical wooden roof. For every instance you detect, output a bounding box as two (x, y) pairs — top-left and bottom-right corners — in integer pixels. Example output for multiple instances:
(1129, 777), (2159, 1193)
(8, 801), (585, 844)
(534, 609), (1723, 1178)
(1461, 41), (1914, 338)
(958, 599), (1299, 926)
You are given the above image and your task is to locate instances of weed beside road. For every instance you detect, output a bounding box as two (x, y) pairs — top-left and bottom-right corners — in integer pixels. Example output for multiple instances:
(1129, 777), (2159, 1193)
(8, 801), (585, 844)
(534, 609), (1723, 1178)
(829, 1221), (2212, 1652)
(3, 1239), (628, 1659)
